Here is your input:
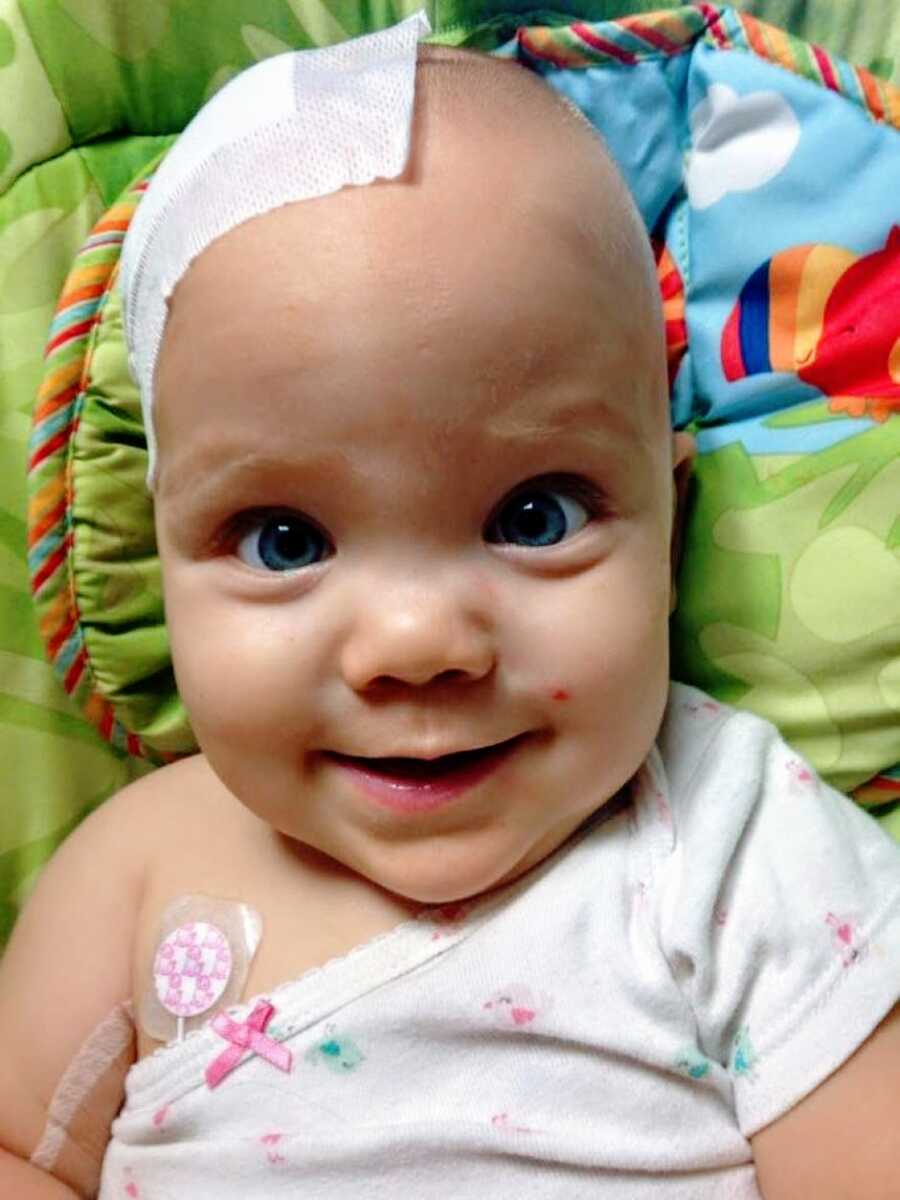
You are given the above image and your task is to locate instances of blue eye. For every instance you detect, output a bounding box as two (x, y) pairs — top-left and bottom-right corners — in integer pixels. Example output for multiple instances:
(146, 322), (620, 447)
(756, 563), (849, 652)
(237, 513), (330, 572)
(487, 487), (591, 548)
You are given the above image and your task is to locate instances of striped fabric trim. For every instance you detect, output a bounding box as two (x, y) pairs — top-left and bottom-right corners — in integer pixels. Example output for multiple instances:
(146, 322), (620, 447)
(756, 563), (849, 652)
(653, 239), (688, 388)
(516, 4), (900, 131)
(852, 766), (900, 810)
(27, 174), (158, 762)
(516, 6), (707, 68)
(706, 6), (900, 129)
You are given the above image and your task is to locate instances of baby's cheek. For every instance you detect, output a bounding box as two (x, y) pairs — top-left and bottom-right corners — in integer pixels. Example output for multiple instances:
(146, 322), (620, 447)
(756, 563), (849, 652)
(169, 604), (314, 736)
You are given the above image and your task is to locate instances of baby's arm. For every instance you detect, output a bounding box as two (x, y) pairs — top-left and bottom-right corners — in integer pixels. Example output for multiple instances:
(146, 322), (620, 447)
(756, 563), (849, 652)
(0, 786), (145, 1197)
(751, 1002), (900, 1199)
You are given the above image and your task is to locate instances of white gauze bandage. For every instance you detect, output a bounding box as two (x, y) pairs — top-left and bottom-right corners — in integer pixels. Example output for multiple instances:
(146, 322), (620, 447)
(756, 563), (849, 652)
(120, 10), (431, 486)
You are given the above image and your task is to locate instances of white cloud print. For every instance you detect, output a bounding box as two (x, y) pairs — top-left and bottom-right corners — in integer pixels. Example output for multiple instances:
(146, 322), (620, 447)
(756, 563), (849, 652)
(686, 83), (801, 210)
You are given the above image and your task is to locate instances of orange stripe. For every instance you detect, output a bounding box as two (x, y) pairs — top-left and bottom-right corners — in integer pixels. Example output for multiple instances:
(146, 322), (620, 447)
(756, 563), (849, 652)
(92, 217), (130, 234)
(58, 263), (110, 300)
(27, 474), (67, 527)
(27, 494), (67, 550)
(518, 27), (593, 68)
(883, 79), (900, 129)
(762, 22), (799, 76)
(57, 282), (106, 309)
(35, 360), (82, 406)
(84, 691), (109, 727)
(96, 200), (135, 223)
(857, 68), (886, 121)
(38, 587), (74, 645)
(33, 378), (80, 425)
(47, 611), (78, 659)
(739, 14), (771, 60)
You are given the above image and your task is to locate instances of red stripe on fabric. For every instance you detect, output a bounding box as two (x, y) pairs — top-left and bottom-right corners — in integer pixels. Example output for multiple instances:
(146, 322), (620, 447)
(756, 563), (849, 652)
(28, 422), (75, 471)
(47, 612), (78, 659)
(659, 270), (683, 301)
(33, 381), (79, 427)
(27, 495), (67, 549)
(45, 317), (95, 356)
(695, 3), (727, 46)
(64, 650), (87, 693)
(862, 775), (900, 794)
(666, 318), (688, 344)
(99, 701), (115, 739)
(572, 23), (637, 64)
(622, 20), (681, 55)
(126, 732), (143, 757)
(812, 43), (840, 92)
(31, 534), (71, 595)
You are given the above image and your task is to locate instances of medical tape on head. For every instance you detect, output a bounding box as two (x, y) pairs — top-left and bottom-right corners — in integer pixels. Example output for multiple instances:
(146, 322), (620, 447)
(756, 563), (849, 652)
(119, 10), (431, 486)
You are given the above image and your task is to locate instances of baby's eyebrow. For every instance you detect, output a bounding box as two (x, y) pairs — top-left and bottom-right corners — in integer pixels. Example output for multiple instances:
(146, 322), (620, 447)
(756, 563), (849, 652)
(158, 446), (348, 508)
(480, 395), (645, 446)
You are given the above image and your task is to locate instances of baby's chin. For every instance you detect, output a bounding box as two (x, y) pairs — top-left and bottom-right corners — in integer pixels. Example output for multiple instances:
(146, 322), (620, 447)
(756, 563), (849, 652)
(298, 813), (592, 909)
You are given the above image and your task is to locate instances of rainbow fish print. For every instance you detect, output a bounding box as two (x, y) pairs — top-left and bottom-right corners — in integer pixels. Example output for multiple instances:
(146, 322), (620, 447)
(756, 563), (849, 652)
(722, 227), (900, 423)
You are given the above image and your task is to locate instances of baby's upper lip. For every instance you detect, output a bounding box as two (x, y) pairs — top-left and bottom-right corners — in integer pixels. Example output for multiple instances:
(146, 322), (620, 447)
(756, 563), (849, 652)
(327, 733), (528, 763)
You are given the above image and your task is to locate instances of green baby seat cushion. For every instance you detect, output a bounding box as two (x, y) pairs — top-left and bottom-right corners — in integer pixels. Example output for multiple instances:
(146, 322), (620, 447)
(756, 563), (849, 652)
(25, 5), (900, 825)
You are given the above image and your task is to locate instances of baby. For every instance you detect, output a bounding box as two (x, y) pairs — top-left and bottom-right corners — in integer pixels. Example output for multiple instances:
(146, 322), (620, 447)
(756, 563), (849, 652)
(2, 16), (899, 1200)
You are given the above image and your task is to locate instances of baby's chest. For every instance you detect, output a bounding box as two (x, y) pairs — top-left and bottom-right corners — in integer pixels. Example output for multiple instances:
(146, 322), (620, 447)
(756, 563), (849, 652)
(111, 891), (755, 1200)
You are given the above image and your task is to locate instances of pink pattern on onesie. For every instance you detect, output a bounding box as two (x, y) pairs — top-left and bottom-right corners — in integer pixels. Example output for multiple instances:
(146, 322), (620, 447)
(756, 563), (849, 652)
(826, 912), (868, 967)
(482, 983), (553, 1029)
(786, 758), (815, 789)
(260, 1132), (287, 1165)
(491, 1111), (539, 1134)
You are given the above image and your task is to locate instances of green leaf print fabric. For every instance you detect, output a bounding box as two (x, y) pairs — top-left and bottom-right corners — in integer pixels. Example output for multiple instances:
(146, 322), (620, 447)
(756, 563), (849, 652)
(4, 0), (900, 950)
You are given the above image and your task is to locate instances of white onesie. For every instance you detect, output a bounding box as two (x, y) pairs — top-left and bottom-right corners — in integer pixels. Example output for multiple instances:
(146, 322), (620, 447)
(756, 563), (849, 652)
(97, 684), (900, 1199)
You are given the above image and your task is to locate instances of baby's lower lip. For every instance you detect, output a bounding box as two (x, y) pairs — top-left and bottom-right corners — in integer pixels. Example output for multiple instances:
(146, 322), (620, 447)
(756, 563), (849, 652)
(325, 736), (528, 813)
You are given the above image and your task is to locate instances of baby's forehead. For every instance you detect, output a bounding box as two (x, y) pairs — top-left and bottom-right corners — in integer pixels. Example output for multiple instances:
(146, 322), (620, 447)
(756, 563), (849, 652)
(146, 37), (669, 498)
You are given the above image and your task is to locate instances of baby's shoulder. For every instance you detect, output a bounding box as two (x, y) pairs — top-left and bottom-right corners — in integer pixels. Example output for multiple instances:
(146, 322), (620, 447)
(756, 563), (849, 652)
(101, 752), (249, 844)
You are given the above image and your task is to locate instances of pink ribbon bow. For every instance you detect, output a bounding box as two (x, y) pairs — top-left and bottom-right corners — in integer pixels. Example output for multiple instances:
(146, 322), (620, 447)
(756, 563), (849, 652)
(205, 999), (293, 1089)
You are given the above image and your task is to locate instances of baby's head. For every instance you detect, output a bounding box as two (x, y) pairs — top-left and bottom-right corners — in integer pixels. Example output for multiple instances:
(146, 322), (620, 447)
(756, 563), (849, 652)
(128, 31), (694, 905)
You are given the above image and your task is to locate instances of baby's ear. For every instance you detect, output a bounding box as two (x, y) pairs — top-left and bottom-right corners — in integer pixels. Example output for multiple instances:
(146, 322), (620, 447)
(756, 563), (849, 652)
(669, 431), (696, 614)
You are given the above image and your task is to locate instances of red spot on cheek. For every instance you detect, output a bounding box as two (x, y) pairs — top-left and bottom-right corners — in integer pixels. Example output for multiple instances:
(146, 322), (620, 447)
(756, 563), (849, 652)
(551, 688), (570, 702)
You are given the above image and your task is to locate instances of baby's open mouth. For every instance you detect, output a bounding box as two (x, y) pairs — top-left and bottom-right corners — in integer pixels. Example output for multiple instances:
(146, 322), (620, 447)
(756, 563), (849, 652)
(327, 735), (527, 781)
(324, 734), (533, 812)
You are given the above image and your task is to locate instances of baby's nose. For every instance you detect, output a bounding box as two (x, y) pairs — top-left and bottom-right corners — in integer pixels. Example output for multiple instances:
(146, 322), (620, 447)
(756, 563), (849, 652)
(339, 578), (495, 692)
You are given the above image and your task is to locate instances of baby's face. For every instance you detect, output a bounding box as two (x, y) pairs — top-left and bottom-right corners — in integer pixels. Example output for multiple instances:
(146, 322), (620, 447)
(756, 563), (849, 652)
(153, 114), (693, 904)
